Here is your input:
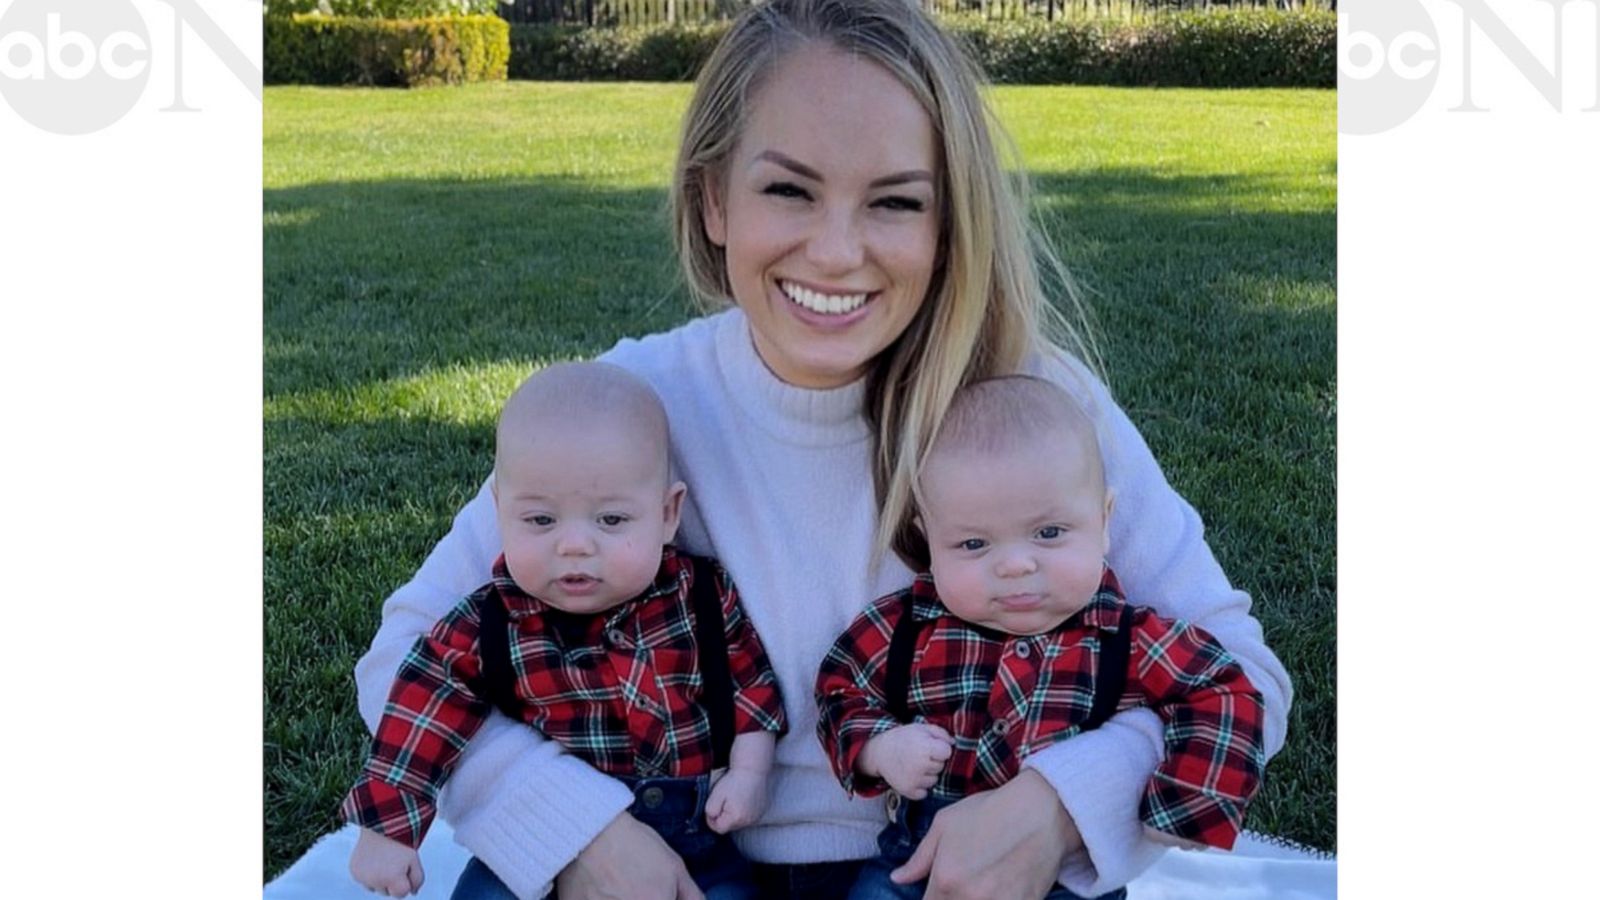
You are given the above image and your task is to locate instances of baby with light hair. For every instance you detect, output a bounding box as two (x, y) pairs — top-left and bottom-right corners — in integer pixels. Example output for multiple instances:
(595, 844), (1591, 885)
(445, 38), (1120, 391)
(343, 362), (786, 899)
(817, 375), (1267, 900)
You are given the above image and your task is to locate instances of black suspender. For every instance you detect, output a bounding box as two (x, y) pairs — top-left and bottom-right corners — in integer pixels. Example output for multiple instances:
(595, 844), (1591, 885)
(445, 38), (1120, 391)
(881, 597), (1135, 732)
(686, 556), (736, 770)
(474, 586), (522, 722)
(883, 592), (922, 724)
(470, 555), (738, 766)
(1080, 603), (1134, 732)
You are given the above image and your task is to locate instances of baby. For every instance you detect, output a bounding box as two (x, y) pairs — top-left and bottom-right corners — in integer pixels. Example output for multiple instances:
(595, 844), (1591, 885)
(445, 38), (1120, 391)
(342, 362), (785, 899)
(816, 375), (1266, 900)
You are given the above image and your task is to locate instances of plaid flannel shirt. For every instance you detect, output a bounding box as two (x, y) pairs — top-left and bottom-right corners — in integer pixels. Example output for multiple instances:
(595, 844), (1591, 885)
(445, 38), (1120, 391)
(814, 567), (1265, 850)
(342, 546), (787, 848)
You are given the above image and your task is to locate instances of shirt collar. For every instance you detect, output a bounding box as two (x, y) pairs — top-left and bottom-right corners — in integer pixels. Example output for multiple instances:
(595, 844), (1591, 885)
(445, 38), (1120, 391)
(489, 546), (682, 624)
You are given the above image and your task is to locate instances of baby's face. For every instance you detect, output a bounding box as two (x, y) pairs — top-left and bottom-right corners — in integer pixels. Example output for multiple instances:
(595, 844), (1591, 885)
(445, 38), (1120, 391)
(494, 431), (682, 615)
(919, 438), (1112, 636)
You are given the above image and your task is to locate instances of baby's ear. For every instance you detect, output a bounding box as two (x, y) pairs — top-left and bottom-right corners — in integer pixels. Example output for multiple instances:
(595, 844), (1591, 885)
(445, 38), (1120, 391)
(1101, 488), (1117, 555)
(662, 481), (688, 541)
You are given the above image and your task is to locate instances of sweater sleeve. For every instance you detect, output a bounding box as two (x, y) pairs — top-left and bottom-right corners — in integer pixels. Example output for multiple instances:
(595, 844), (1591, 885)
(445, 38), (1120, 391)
(352, 475), (634, 900)
(1023, 351), (1294, 894)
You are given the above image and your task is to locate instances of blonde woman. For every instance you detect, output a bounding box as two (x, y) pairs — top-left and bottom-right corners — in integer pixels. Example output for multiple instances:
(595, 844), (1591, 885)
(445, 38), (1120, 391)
(355, 2), (1292, 898)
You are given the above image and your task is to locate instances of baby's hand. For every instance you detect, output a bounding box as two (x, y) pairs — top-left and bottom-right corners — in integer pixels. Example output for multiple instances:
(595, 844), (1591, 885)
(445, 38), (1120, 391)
(859, 723), (955, 800)
(705, 766), (768, 834)
(349, 827), (425, 897)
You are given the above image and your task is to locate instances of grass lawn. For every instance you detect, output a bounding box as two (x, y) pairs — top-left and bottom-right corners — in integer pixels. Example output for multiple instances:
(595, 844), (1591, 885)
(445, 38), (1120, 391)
(264, 81), (1335, 880)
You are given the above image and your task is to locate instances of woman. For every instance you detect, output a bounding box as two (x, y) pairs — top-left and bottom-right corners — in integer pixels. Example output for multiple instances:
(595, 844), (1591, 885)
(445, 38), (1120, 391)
(355, 2), (1291, 898)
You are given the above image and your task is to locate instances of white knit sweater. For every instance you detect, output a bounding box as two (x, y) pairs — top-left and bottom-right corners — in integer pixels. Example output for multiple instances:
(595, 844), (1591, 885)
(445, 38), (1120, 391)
(354, 308), (1292, 899)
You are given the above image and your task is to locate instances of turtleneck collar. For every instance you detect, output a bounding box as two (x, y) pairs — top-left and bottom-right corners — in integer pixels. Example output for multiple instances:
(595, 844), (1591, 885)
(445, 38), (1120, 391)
(712, 307), (872, 448)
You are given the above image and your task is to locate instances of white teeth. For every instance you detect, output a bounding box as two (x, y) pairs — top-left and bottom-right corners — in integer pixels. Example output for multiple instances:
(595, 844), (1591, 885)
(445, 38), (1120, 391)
(780, 280), (869, 316)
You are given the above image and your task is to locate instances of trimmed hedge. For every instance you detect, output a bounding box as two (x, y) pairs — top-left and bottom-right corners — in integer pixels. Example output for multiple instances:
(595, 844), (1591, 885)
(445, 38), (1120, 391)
(265, 14), (510, 86)
(265, 0), (498, 19)
(508, 21), (726, 81)
(507, 10), (1333, 87)
(948, 11), (1336, 88)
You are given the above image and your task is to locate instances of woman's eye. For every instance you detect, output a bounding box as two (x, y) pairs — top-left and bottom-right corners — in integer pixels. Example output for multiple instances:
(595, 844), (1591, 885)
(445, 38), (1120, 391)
(873, 195), (925, 212)
(958, 539), (987, 552)
(762, 181), (810, 201)
(1036, 525), (1065, 540)
(599, 514), (628, 527)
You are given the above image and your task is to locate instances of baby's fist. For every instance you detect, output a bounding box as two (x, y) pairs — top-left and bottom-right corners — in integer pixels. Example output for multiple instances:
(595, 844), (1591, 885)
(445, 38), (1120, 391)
(861, 723), (955, 800)
(705, 767), (768, 834)
(349, 828), (425, 897)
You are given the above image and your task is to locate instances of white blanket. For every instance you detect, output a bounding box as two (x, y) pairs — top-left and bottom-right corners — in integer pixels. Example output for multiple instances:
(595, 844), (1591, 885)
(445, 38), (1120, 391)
(264, 822), (1335, 899)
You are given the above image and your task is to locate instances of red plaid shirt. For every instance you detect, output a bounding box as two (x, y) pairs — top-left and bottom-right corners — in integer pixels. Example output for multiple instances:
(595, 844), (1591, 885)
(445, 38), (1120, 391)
(342, 547), (786, 848)
(815, 568), (1264, 850)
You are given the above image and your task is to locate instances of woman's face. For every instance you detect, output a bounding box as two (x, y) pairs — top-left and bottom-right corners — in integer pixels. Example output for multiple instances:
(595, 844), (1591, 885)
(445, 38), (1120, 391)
(702, 43), (942, 389)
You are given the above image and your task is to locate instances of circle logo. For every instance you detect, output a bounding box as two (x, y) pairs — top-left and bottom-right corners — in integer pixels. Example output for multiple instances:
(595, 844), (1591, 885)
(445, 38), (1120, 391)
(1338, 1), (1441, 136)
(0, 0), (152, 136)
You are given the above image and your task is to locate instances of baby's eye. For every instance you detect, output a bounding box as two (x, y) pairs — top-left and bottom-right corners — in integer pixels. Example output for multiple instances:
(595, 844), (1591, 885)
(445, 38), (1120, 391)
(762, 181), (811, 201)
(598, 514), (629, 527)
(957, 538), (987, 552)
(526, 514), (555, 527)
(1036, 525), (1066, 540)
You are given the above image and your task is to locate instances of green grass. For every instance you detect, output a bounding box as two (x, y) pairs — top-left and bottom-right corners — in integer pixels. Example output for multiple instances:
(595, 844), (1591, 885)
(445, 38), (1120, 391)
(264, 81), (1334, 879)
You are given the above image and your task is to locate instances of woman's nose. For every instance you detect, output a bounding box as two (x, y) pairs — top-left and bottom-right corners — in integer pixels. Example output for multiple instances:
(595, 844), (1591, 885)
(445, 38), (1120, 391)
(805, 207), (865, 273)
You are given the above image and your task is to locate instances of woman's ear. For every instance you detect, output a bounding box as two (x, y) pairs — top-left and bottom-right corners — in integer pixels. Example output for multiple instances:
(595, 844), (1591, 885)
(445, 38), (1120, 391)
(700, 172), (727, 248)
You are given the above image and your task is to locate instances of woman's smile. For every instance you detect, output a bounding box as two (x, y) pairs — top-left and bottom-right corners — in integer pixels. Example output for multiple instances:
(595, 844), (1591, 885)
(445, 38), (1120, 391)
(774, 278), (879, 328)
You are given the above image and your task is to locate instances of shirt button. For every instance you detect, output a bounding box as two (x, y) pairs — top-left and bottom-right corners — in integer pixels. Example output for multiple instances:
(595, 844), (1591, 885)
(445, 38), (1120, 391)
(640, 786), (665, 809)
(606, 628), (627, 646)
(990, 719), (1010, 736)
(1015, 642), (1032, 659)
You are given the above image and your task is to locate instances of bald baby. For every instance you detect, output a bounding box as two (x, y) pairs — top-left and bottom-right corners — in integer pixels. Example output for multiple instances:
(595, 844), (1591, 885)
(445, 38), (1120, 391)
(923, 374), (1104, 496)
(496, 361), (673, 490)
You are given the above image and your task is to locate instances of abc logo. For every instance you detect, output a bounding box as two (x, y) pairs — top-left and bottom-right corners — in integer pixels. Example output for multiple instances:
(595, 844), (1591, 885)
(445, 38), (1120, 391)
(0, 0), (152, 135)
(1339, 2), (1442, 135)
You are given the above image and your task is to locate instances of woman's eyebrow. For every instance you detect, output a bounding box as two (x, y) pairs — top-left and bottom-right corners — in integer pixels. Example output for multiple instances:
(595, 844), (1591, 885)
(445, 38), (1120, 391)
(752, 150), (934, 189)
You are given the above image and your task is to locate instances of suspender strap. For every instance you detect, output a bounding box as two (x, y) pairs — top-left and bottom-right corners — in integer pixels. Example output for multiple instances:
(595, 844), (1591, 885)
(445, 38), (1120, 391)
(882, 598), (1135, 734)
(474, 558), (737, 767)
(473, 590), (525, 722)
(1082, 604), (1135, 732)
(688, 556), (737, 769)
(883, 592), (922, 724)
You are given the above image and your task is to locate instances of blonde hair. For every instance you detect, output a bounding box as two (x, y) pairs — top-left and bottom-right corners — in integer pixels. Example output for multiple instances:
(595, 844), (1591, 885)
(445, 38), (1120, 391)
(669, 0), (1101, 569)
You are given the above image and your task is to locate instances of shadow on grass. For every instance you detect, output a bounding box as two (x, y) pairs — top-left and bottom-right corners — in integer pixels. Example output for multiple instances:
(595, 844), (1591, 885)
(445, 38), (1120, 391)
(264, 167), (1335, 876)
(265, 175), (697, 398)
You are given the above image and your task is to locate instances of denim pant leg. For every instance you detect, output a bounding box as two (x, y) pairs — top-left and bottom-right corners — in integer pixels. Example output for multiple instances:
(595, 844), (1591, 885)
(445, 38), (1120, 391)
(450, 857), (521, 900)
(847, 793), (1128, 900)
(750, 860), (871, 900)
(622, 775), (757, 900)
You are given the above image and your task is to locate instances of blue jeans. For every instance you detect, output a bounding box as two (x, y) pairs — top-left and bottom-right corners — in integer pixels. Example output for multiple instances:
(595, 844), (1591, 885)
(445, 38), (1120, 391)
(846, 793), (1128, 900)
(450, 774), (756, 900)
(749, 858), (868, 899)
